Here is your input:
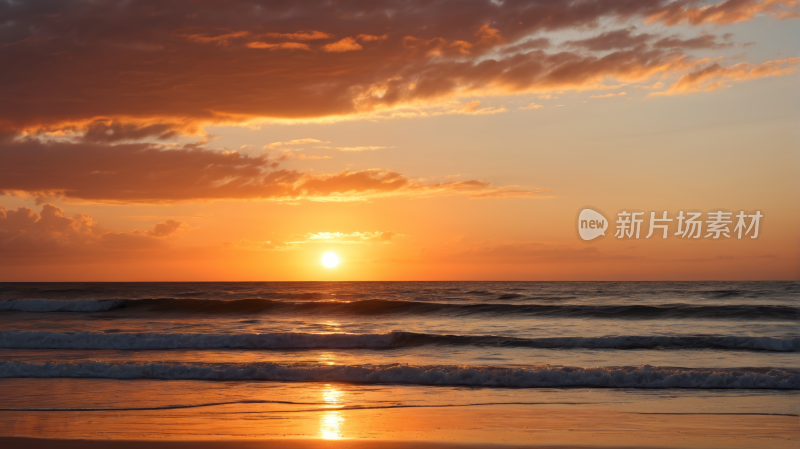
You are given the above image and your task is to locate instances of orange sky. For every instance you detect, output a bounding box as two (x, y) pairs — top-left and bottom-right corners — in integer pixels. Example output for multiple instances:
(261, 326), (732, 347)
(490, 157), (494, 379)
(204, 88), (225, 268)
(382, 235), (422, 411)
(0, 0), (797, 281)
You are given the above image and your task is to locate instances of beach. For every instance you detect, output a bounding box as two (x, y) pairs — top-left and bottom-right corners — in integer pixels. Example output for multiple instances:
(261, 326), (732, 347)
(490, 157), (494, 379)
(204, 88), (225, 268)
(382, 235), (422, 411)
(1, 399), (797, 448)
(0, 281), (797, 448)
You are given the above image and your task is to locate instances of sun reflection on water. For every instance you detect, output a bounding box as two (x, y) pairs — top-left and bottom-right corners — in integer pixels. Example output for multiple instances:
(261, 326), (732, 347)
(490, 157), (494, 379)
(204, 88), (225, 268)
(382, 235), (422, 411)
(320, 411), (344, 439)
(318, 351), (338, 366)
(319, 384), (345, 439)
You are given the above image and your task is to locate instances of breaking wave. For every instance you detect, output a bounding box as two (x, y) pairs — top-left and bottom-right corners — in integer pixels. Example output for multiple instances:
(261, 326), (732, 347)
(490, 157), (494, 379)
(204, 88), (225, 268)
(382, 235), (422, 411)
(0, 361), (796, 389)
(1, 298), (797, 319)
(1, 331), (797, 352)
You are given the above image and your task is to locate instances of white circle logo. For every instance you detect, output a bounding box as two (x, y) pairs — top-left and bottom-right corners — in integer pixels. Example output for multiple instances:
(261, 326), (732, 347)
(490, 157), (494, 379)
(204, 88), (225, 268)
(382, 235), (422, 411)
(577, 208), (608, 241)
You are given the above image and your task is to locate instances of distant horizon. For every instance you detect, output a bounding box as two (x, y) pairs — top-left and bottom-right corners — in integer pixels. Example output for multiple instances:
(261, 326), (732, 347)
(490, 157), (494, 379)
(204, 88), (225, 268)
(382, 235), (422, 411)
(1, 279), (796, 283)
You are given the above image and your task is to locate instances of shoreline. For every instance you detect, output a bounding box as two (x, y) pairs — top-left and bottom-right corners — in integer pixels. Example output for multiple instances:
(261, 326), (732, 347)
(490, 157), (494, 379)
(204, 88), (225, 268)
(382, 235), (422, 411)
(0, 438), (637, 449)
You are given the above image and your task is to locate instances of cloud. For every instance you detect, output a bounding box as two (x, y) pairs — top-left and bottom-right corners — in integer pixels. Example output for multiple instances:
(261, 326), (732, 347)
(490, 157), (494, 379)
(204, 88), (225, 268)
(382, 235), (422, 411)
(499, 37), (551, 56)
(229, 231), (399, 250)
(357, 34), (389, 42)
(269, 139), (391, 152)
(330, 146), (391, 152)
(453, 101), (508, 115)
(647, 0), (798, 25)
(246, 42), (310, 50)
(263, 139), (325, 150)
(565, 29), (739, 52)
(183, 31), (250, 46)
(653, 34), (735, 49)
(519, 102), (544, 110)
(0, 138), (549, 203)
(276, 150), (332, 160)
(299, 231), (398, 244)
(590, 92), (627, 98)
(0, 0), (793, 132)
(465, 187), (553, 199)
(565, 29), (654, 51)
(149, 220), (187, 237)
(649, 57), (798, 96)
(0, 204), (186, 256)
(260, 31), (332, 40)
(79, 119), (200, 143)
(323, 37), (363, 52)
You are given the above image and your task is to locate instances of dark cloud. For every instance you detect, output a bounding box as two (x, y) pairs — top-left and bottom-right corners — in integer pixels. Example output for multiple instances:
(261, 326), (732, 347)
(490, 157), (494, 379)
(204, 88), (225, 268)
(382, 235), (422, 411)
(654, 34), (734, 49)
(564, 29), (654, 51)
(0, 0), (793, 131)
(81, 120), (187, 143)
(565, 29), (739, 52)
(0, 204), (186, 256)
(0, 138), (547, 202)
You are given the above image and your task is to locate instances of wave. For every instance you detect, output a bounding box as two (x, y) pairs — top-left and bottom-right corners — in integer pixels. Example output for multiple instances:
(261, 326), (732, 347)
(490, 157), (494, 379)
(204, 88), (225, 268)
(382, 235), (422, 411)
(0, 361), (796, 389)
(1, 298), (797, 319)
(0, 299), (124, 312)
(1, 331), (797, 352)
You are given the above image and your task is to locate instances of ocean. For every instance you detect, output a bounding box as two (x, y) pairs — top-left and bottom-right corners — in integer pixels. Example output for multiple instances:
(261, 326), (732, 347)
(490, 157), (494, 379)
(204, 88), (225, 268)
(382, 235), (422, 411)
(0, 281), (797, 441)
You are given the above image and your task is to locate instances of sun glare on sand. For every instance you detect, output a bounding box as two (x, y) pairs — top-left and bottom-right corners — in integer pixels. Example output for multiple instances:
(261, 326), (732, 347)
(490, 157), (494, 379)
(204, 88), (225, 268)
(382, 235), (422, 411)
(321, 252), (340, 268)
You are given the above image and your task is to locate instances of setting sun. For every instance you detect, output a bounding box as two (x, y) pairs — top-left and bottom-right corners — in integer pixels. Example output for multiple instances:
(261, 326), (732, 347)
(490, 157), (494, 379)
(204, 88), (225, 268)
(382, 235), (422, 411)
(321, 252), (340, 268)
(0, 2), (796, 448)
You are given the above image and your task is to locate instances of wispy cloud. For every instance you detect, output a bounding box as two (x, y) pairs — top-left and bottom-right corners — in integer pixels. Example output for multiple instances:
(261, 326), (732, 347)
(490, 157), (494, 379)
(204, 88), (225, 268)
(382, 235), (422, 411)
(246, 42), (310, 51)
(519, 102), (544, 110)
(263, 139), (326, 150)
(276, 149), (332, 160)
(648, 57), (798, 97)
(314, 145), (393, 152)
(590, 92), (627, 98)
(0, 138), (551, 203)
(298, 231), (398, 243)
(260, 31), (332, 40)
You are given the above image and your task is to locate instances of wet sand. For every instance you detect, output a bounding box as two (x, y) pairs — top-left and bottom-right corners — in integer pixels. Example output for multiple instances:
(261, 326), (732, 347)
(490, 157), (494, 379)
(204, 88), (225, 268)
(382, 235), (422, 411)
(0, 405), (796, 449)
(0, 439), (605, 449)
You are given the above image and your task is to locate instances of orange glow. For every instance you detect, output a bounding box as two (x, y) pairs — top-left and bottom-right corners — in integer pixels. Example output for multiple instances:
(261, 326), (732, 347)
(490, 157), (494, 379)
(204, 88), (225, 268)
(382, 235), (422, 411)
(319, 384), (345, 439)
(0, 0), (795, 282)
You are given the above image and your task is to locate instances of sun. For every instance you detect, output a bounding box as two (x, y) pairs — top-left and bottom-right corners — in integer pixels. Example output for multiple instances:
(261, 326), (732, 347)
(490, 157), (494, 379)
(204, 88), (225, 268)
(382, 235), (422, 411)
(321, 252), (340, 268)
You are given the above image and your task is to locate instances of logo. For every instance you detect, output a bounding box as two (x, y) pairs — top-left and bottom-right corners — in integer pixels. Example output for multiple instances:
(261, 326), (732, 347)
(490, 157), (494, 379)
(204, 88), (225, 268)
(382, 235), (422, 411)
(577, 208), (608, 241)
(575, 208), (762, 242)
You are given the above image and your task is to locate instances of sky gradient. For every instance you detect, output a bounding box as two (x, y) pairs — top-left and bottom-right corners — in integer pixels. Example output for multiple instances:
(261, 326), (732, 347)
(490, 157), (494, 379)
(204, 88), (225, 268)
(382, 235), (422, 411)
(0, 0), (797, 280)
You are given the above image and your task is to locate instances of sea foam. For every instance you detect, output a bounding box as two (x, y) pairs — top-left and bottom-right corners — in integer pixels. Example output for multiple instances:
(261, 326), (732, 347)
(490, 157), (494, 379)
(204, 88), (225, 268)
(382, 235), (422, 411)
(1, 298), (797, 320)
(0, 361), (797, 389)
(0, 331), (797, 351)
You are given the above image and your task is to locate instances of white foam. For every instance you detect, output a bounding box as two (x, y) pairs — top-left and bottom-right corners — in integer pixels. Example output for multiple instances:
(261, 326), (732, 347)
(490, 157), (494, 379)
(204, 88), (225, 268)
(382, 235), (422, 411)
(0, 299), (124, 313)
(0, 361), (797, 389)
(0, 331), (796, 352)
(0, 331), (396, 349)
(524, 335), (800, 352)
